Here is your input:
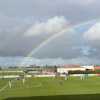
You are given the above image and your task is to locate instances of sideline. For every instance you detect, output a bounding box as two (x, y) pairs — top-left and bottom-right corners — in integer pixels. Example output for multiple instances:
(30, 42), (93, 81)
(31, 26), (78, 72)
(0, 79), (15, 93)
(0, 83), (8, 93)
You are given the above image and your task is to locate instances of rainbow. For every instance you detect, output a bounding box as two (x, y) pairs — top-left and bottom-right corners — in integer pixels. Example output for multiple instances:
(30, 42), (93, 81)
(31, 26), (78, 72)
(19, 18), (99, 66)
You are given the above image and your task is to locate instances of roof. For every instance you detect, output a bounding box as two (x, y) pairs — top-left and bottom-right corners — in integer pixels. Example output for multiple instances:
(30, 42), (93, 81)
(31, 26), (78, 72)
(94, 66), (100, 69)
(81, 65), (94, 69)
(63, 64), (81, 68)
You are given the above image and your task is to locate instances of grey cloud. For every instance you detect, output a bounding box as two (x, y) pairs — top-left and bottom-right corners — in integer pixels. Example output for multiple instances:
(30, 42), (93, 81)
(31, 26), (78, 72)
(32, 30), (85, 59)
(25, 16), (69, 36)
(0, 0), (99, 64)
(0, 0), (100, 23)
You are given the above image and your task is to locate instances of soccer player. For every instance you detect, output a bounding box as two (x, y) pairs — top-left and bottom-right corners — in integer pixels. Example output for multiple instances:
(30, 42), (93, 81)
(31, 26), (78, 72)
(22, 78), (25, 85)
(65, 71), (69, 80)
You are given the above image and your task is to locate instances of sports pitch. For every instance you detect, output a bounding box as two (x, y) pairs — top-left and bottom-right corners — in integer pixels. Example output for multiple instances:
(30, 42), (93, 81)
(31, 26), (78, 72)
(0, 77), (100, 100)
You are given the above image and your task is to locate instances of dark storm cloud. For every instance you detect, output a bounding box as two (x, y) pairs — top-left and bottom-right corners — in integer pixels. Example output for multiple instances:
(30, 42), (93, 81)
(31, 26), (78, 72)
(0, 0), (100, 22)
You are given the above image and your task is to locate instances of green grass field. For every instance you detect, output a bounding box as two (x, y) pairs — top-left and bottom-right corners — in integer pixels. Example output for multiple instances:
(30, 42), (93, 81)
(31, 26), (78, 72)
(0, 77), (100, 100)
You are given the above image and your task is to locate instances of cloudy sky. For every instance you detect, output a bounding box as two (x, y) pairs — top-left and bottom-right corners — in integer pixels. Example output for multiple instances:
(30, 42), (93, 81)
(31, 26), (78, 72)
(0, 0), (100, 65)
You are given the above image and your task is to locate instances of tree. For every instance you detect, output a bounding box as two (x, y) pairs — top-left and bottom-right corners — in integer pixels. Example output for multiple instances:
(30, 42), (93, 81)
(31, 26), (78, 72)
(0, 67), (2, 70)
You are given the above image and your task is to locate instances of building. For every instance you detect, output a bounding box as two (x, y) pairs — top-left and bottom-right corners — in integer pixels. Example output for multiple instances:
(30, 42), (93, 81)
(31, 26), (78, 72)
(94, 66), (100, 70)
(42, 67), (56, 75)
(81, 65), (94, 71)
(94, 66), (100, 76)
(57, 64), (86, 74)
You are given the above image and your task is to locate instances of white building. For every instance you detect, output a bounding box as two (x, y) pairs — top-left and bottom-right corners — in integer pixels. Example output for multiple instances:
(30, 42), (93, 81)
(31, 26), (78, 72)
(57, 65), (86, 74)
(81, 65), (94, 70)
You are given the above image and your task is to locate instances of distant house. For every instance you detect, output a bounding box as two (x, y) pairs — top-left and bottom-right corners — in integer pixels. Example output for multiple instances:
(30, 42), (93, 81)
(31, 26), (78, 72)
(94, 66), (100, 70)
(42, 67), (56, 75)
(94, 66), (100, 76)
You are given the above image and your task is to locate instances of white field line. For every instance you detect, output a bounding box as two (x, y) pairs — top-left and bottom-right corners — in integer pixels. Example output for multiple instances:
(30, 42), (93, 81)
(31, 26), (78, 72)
(0, 83), (8, 93)
(0, 79), (15, 93)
